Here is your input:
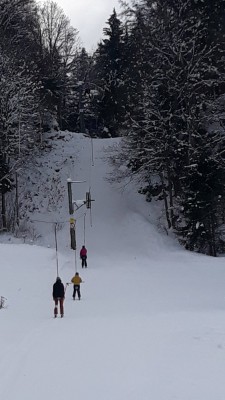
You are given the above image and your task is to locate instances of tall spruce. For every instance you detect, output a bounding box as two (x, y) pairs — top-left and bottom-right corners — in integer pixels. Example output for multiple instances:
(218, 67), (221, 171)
(66, 48), (95, 133)
(94, 9), (126, 136)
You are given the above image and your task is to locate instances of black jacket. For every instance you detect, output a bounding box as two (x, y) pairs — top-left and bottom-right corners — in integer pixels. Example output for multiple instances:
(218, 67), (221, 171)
(53, 281), (65, 298)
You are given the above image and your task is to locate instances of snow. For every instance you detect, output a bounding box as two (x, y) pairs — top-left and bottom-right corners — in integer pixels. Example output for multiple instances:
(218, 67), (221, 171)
(1, 132), (225, 400)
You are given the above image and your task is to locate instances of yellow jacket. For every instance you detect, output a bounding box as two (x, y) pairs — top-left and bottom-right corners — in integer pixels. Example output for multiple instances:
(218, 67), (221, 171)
(71, 275), (82, 285)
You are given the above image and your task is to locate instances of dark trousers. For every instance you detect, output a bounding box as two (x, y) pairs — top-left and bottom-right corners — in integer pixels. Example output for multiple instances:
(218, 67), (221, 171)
(81, 255), (87, 267)
(54, 297), (64, 316)
(73, 285), (81, 299)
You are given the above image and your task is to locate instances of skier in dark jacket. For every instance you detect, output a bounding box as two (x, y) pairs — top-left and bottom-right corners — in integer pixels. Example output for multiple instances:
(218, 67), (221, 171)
(52, 277), (65, 318)
(80, 245), (87, 268)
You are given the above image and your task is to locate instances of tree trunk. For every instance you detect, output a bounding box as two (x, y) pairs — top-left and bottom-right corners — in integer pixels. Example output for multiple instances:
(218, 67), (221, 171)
(159, 173), (171, 229)
(1, 192), (6, 230)
(167, 168), (175, 228)
(210, 212), (217, 257)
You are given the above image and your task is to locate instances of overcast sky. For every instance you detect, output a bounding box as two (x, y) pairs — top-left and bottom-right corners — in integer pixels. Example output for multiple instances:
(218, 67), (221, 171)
(53, 0), (124, 52)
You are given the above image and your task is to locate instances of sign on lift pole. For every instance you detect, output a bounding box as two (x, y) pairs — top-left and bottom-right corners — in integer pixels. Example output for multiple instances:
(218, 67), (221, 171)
(70, 217), (76, 250)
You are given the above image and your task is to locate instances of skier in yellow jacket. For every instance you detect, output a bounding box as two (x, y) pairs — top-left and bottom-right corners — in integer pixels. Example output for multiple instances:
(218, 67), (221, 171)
(71, 272), (83, 300)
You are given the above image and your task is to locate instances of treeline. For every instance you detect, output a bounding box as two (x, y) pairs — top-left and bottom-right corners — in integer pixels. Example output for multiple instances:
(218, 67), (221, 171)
(0, 0), (89, 230)
(2, 0), (225, 256)
(93, 0), (225, 256)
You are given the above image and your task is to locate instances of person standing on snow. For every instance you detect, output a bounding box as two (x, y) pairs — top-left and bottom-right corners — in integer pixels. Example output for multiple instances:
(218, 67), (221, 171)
(71, 272), (83, 300)
(80, 245), (87, 268)
(53, 277), (65, 317)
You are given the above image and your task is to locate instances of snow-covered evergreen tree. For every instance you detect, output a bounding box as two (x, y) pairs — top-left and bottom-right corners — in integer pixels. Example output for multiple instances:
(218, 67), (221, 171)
(93, 9), (126, 136)
(117, 0), (225, 255)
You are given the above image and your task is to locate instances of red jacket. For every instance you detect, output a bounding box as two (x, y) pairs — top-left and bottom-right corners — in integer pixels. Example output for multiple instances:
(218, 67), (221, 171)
(80, 247), (87, 257)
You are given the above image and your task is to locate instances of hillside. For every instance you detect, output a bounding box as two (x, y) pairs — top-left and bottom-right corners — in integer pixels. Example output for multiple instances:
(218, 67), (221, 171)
(1, 132), (225, 400)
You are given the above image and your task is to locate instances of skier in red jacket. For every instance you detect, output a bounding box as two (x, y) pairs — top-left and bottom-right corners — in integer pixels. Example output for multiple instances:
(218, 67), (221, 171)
(80, 245), (87, 268)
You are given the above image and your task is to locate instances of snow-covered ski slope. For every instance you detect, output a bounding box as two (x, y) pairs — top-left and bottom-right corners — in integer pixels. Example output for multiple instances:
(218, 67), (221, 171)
(1, 132), (225, 400)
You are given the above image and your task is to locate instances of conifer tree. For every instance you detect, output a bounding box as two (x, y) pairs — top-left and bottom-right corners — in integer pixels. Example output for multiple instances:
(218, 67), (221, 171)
(93, 9), (126, 136)
(65, 47), (94, 132)
(117, 0), (225, 255)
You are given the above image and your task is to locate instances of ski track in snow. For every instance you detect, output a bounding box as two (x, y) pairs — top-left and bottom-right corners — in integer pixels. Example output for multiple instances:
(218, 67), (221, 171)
(1, 132), (225, 400)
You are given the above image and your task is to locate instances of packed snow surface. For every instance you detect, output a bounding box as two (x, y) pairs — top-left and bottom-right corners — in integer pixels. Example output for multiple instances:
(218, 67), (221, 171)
(1, 132), (225, 400)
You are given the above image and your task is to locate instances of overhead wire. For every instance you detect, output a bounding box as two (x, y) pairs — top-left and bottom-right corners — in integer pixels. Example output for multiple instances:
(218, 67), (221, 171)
(54, 223), (59, 277)
(91, 134), (95, 167)
(88, 136), (94, 228)
(83, 213), (86, 245)
(74, 248), (78, 273)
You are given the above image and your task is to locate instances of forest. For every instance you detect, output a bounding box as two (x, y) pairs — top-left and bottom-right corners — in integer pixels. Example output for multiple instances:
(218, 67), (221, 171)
(1, 0), (225, 256)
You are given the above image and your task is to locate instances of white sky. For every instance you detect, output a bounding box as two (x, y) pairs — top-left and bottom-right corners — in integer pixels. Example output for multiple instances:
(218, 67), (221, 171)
(53, 0), (124, 52)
